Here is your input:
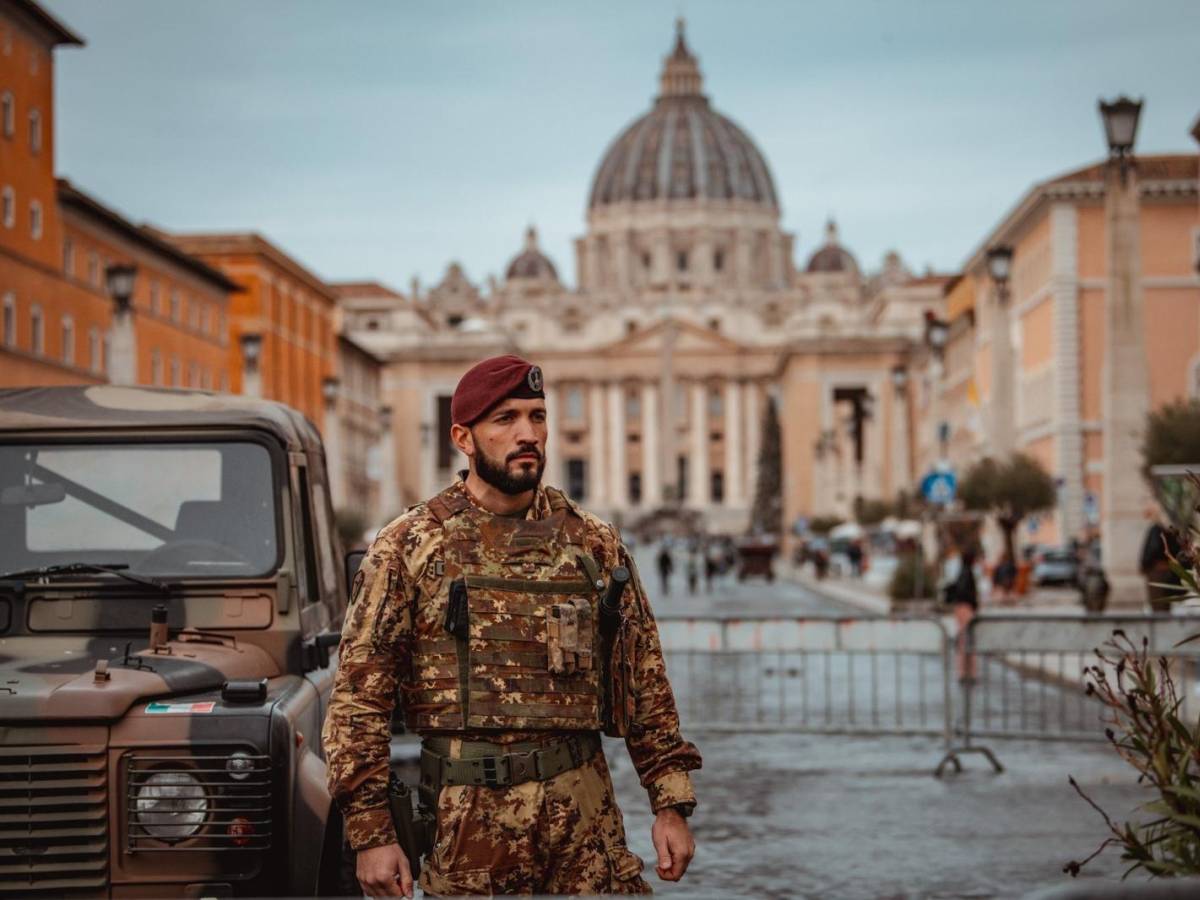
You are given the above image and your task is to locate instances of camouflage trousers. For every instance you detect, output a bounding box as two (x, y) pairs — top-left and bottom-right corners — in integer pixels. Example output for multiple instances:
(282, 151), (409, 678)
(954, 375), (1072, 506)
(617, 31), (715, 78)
(418, 745), (651, 896)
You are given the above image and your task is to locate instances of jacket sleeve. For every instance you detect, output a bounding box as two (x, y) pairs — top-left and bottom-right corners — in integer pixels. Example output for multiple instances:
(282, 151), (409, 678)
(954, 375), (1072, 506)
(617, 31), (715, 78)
(619, 544), (703, 815)
(321, 538), (412, 851)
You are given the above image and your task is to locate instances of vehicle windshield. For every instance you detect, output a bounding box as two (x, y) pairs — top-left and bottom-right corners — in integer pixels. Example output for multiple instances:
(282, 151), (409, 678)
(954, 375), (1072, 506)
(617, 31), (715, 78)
(0, 441), (279, 580)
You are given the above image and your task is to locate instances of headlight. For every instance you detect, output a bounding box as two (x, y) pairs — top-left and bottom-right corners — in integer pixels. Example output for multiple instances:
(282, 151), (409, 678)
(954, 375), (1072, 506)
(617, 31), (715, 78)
(134, 771), (208, 840)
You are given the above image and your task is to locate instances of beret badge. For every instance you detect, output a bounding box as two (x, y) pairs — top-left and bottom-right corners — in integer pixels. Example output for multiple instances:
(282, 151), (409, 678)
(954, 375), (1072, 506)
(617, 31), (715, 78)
(527, 366), (544, 392)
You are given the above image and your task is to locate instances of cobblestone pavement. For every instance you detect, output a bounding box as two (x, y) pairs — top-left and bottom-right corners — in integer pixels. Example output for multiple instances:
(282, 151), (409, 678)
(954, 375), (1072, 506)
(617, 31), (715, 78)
(607, 731), (1143, 899)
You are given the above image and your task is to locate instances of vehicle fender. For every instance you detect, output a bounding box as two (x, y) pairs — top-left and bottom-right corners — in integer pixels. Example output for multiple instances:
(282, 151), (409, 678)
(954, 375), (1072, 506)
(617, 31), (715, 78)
(292, 744), (335, 894)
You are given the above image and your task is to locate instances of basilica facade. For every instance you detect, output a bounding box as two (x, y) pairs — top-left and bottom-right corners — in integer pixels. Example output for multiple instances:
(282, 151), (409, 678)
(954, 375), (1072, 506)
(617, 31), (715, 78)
(339, 23), (949, 537)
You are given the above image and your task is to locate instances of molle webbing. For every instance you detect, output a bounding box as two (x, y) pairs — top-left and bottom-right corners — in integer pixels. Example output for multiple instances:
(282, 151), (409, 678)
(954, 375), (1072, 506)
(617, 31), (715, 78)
(404, 486), (605, 733)
(420, 732), (601, 789)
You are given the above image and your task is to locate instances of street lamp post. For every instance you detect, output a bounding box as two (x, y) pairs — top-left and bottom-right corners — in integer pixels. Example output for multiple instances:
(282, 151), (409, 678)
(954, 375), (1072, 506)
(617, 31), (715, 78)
(104, 263), (138, 385)
(891, 363), (912, 494)
(1099, 95), (1153, 607)
(321, 375), (344, 509)
(239, 332), (263, 399)
(986, 245), (1016, 457)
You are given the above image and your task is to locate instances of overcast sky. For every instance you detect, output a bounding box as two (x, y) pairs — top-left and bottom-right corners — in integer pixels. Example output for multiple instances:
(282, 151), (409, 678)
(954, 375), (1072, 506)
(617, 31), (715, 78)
(45, 0), (1200, 292)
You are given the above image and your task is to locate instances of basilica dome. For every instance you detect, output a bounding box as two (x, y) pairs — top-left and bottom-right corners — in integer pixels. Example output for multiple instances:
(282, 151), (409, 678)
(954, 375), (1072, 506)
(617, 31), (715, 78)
(505, 226), (559, 282)
(806, 219), (859, 274)
(588, 21), (778, 211)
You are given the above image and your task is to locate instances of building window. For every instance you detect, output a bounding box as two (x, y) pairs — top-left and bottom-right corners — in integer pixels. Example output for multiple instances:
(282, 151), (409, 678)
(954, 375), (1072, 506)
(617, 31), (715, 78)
(188, 298), (199, 330)
(169, 289), (181, 322)
(676, 251), (688, 272)
(435, 394), (455, 470)
(87, 252), (99, 286)
(62, 237), (74, 274)
(641, 252), (651, 271)
(150, 280), (161, 315)
(2, 292), (14, 347)
(150, 349), (162, 385)
(169, 356), (180, 387)
(220, 371), (229, 392)
(60, 315), (74, 366)
(30, 304), (43, 355)
(565, 386), (584, 420)
(628, 472), (642, 505)
(625, 320), (637, 335)
(88, 327), (101, 373)
(714, 249), (724, 272)
(201, 369), (212, 390)
(1, 92), (12, 138)
(447, 314), (463, 328)
(708, 317), (721, 332)
(28, 108), (40, 154)
(217, 310), (227, 341)
(567, 459), (587, 502)
(200, 304), (210, 335)
(189, 361), (200, 387)
(29, 199), (41, 239)
(708, 387), (724, 418)
(625, 389), (641, 420)
(1, 186), (13, 228)
(676, 455), (688, 501)
(710, 470), (725, 504)
(563, 309), (582, 334)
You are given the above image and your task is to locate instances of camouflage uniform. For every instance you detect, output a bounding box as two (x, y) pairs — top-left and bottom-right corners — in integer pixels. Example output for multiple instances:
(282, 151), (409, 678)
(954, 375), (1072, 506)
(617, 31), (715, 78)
(323, 480), (701, 895)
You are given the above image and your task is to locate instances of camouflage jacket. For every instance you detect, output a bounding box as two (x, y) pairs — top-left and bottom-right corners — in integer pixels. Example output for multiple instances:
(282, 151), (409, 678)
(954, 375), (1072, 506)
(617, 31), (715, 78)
(323, 481), (702, 851)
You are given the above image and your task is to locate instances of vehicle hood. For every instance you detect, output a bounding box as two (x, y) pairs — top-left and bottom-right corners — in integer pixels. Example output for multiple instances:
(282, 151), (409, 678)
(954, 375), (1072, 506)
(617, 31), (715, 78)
(0, 634), (279, 722)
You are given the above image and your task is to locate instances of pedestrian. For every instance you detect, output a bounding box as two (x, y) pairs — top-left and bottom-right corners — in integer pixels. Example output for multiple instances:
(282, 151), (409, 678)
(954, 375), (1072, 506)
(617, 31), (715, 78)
(1139, 508), (1182, 613)
(847, 540), (864, 577)
(992, 552), (1017, 605)
(703, 543), (719, 593)
(323, 355), (700, 897)
(944, 546), (979, 682)
(657, 543), (675, 596)
(686, 549), (700, 596)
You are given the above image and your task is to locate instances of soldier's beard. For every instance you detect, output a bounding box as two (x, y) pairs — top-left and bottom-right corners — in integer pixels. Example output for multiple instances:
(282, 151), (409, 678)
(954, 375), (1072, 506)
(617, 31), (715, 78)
(473, 443), (544, 496)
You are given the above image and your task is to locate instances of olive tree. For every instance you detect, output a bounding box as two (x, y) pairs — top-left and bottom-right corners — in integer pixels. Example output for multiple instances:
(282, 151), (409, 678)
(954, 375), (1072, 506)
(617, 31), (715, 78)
(958, 452), (1056, 560)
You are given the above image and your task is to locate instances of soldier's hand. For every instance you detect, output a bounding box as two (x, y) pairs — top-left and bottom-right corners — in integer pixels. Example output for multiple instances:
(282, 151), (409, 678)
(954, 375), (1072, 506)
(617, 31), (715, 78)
(357, 842), (413, 898)
(651, 808), (695, 882)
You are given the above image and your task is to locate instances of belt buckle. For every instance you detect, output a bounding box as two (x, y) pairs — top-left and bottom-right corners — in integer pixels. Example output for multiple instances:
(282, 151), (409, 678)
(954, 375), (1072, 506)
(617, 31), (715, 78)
(480, 755), (511, 788)
(507, 749), (538, 784)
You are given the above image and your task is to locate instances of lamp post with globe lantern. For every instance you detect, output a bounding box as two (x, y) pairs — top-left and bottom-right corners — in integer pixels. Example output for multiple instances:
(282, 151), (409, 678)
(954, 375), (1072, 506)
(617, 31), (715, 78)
(986, 245), (1015, 457)
(1099, 96), (1154, 606)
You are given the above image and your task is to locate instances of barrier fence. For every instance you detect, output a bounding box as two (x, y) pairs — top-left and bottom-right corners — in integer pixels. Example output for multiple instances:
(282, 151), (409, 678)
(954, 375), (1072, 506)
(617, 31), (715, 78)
(657, 612), (1200, 775)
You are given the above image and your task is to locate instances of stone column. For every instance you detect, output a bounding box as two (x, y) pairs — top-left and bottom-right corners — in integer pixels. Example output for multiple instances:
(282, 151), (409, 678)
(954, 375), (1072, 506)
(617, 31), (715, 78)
(378, 405), (398, 519)
(1102, 158), (1154, 606)
(588, 383), (608, 507)
(767, 233), (784, 288)
(724, 380), (743, 506)
(641, 382), (661, 507)
(687, 382), (707, 508)
(735, 230), (753, 288)
(606, 382), (626, 510)
(614, 233), (631, 292)
(744, 382), (762, 503)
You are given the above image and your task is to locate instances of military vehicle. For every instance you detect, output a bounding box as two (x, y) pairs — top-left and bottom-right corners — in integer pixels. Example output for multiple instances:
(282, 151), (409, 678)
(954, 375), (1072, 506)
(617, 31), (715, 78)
(0, 385), (361, 897)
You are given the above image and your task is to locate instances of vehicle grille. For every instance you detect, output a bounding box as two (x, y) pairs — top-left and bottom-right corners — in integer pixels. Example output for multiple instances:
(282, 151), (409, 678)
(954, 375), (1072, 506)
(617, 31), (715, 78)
(125, 752), (272, 853)
(0, 744), (108, 896)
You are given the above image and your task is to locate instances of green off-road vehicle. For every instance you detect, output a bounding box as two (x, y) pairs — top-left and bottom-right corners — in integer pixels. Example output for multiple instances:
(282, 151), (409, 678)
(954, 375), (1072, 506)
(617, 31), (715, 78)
(0, 385), (361, 897)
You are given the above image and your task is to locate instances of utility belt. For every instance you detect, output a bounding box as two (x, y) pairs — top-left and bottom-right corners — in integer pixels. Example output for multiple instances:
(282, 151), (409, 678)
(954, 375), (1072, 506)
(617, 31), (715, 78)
(419, 732), (601, 798)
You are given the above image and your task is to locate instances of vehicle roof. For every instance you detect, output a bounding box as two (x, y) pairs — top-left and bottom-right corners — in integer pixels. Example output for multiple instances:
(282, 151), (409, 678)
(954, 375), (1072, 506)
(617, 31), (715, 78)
(0, 385), (323, 453)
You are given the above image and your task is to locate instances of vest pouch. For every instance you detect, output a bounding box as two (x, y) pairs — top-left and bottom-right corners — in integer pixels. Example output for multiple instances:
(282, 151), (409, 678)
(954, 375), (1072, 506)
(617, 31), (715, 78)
(461, 575), (603, 731)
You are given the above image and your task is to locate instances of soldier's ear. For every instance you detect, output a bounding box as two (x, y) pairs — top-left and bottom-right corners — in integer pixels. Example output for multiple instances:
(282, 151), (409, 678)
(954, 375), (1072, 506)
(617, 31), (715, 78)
(450, 423), (475, 457)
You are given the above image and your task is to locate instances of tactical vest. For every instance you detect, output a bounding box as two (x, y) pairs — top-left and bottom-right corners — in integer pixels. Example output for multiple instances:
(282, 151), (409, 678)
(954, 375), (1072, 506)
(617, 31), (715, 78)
(402, 485), (606, 733)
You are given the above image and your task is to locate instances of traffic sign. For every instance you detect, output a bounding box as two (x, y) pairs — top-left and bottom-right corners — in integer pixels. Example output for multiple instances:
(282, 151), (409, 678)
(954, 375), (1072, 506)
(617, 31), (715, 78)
(920, 469), (957, 505)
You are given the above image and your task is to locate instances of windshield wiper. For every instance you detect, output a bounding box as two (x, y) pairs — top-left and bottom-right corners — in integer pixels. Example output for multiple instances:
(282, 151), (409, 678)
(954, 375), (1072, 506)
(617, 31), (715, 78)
(0, 562), (172, 593)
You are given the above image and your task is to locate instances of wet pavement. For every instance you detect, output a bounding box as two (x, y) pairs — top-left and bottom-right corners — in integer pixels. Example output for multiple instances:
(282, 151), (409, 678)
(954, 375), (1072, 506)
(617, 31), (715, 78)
(606, 731), (1144, 899)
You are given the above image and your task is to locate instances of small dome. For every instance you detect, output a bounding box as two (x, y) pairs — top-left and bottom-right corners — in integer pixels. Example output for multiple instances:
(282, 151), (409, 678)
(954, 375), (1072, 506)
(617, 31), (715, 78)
(806, 219), (859, 274)
(505, 226), (559, 282)
(588, 20), (778, 211)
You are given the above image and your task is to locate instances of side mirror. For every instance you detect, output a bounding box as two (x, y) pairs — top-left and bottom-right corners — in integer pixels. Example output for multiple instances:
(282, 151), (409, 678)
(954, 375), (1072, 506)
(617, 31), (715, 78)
(344, 550), (367, 598)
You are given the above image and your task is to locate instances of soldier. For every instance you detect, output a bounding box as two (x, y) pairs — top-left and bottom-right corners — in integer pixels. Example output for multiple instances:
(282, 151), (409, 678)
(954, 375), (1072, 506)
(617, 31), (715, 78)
(323, 355), (701, 897)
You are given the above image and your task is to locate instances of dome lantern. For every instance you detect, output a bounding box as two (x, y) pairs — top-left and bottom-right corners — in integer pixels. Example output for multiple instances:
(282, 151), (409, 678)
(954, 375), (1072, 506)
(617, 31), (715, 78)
(659, 18), (704, 100)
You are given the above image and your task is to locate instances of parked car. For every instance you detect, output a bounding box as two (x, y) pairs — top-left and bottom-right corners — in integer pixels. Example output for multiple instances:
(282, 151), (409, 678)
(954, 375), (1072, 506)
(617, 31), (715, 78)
(1033, 548), (1080, 586)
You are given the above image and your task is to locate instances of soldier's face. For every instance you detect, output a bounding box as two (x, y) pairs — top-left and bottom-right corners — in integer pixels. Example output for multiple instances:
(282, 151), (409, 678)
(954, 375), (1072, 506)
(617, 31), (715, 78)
(460, 398), (548, 495)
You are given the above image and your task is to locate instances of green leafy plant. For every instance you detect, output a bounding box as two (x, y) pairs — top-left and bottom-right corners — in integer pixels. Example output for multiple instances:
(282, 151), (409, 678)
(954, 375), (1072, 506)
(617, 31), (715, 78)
(887, 552), (936, 602)
(959, 452), (1056, 561)
(1067, 473), (1200, 879)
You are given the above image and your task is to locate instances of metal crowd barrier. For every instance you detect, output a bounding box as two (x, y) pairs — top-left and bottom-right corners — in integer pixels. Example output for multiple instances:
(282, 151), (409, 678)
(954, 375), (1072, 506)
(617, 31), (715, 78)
(937, 613), (1200, 774)
(656, 614), (954, 747)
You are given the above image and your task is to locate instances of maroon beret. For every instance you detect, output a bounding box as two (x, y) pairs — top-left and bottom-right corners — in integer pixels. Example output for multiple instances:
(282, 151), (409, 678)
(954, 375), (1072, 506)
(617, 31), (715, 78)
(451, 355), (545, 425)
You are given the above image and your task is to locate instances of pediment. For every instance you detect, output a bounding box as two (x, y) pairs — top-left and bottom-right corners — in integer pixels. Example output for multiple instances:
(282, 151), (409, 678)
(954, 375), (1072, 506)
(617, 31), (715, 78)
(601, 318), (747, 357)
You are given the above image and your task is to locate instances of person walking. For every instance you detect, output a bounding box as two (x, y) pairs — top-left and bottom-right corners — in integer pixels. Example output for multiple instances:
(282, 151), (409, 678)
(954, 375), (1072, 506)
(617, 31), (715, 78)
(992, 552), (1017, 605)
(944, 546), (979, 682)
(685, 549), (700, 596)
(1139, 510), (1182, 613)
(657, 543), (675, 597)
(703, 543), (719, 593)
(324, 355), (700, 896)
